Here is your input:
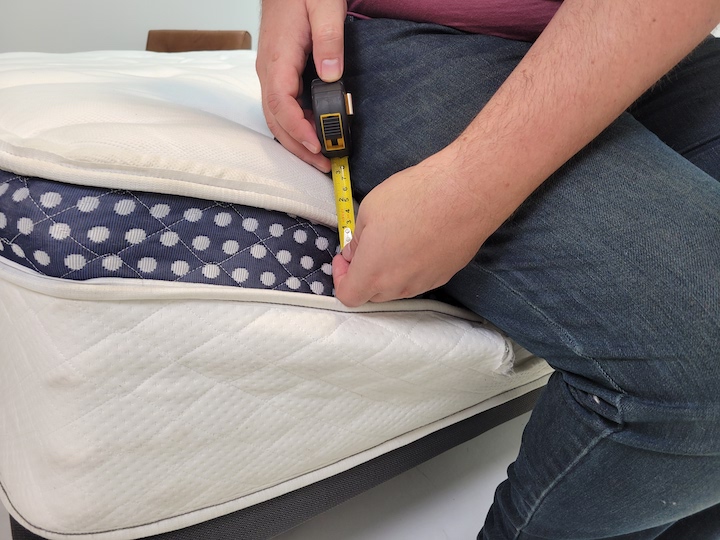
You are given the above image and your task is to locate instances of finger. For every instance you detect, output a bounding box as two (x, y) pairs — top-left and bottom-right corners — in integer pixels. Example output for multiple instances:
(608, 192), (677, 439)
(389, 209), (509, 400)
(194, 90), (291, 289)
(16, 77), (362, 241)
(331, 252), (350, 288)
(307, 0), (347, 82)
(262, 74), (331, 170)
(263, 76), (320, 152)
(340, 230), (359, 262)
(270, 120), (332, 172)
(333, 240), (379, 308)
(333, 262), (373, 307)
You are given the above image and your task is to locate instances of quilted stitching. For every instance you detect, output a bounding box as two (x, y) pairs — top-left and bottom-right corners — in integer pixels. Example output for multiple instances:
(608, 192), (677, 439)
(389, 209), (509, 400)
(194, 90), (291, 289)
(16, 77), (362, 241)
(0, 49), (552, 540)
(0, 277), (551, 535)
(0, 171), (338, 295)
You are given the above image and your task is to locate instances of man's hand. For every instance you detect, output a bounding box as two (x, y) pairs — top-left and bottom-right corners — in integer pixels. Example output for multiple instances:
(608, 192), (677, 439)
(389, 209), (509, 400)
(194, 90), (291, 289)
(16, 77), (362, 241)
(256, 0), (346, 172)
(332, 0), (720, 307)
(332, 153), (499, 307)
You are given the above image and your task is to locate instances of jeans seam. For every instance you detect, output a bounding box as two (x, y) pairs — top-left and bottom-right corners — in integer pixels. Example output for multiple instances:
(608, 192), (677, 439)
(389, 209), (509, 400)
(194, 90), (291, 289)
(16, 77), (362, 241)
(681, 131), (720, 158)
(511, 427), (620, 540)
(475, 263), (627, 395)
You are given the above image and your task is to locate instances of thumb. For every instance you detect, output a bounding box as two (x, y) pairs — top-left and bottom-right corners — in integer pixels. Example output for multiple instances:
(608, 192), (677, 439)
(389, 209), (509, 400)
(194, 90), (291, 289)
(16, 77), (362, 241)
(307, 0), (347, 82)
(332, 221), (360, 286)
(340, 227), (359, 262)
(332, 222), (367, 307)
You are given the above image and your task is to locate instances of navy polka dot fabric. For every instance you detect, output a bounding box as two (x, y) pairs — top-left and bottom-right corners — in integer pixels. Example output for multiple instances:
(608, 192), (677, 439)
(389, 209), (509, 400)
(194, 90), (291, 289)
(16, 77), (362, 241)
(0, 170), (339, 296)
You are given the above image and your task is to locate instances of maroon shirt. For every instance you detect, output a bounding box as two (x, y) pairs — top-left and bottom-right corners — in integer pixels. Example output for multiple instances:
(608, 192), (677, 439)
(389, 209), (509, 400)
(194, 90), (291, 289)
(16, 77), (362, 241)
(347, 0), (562, 41)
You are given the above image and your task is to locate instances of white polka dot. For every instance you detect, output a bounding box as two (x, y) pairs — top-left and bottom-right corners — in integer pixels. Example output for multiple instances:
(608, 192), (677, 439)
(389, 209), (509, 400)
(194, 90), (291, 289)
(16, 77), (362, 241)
(11, 244), (25, 258)
(34, 250), (50, 266)
(310, 281), (325, 295)
(17, 217), (33, 235)
(125, 228), (147, 244)
(77, 196), (100, 213)
(214, 212), (232, 227)
(150, 204), (170, 219)
(184, 208), (203, 222)
(202, 264), (221, 279)
(242, 218), (259, 232)
(285, 277), (301, 290)
(87, 226), (110, 243)
(192, 236), (210, 251)
(0, 242), (4, 252)
(0, 183), (8, 197)
(260, 271), (276, 286)
(171, 260), (190, 276)
(49, 223), (71, 240)
(276, 250), (291, 265)
(293, 230), (308, 244)
(114, 199), (136, 216)
(0, 212), (6, 229)
(322, 263), (332, 275)
(232, 268), (249, 283)
(102, 255), (123, 272)
(223, 240), (240, 255)
(39, 192), (62, 208)
(138, 257), (157, 273)
(269, 223), (284, 237)
(316, 237), (330, 251)
(300, 256), (314, 270)
(250, 244), (267, 259)
(12, 187), (29, 202)
(160, 231), (179, 247)
(65, 254), (86, 271)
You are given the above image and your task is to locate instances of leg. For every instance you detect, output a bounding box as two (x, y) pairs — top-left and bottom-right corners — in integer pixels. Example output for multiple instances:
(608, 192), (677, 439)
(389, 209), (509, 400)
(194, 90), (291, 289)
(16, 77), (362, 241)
(342, 18), (720, 539)
(630, 36), (720, 179)
(444, 113), (720, 540)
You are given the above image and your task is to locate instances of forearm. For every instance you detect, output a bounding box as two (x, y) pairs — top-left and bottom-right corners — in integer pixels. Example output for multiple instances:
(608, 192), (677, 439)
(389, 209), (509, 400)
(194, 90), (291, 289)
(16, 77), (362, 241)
(437, 0), (720, 226)
(332, 0), (718, 306)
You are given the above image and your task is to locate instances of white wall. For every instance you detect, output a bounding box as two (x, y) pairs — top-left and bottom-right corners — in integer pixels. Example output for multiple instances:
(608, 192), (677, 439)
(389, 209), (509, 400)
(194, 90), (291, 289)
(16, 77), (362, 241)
(0, 0), (261, 53)
(0, 2), (716, 55)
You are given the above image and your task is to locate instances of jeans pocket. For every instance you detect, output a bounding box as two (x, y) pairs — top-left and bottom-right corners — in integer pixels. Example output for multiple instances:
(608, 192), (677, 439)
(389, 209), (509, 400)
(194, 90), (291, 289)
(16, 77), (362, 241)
(565, 382), (624, 431)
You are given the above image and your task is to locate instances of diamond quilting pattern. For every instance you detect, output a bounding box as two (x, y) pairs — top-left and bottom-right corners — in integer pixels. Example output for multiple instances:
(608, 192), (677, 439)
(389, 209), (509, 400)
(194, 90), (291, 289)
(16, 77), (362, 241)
(0, 285), (548, 536)
(0, 170), (338, 295)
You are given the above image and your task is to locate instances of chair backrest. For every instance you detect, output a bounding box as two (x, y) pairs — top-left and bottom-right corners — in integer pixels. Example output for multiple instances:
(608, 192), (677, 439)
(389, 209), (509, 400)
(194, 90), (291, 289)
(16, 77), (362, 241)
(146, 30), (251, 52)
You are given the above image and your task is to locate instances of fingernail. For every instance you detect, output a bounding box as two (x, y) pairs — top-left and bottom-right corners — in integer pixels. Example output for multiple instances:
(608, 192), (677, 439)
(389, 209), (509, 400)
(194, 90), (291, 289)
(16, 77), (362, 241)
(302, 140), (319, 153)
(321, 58), (341, 81)
(341, 243), (352, 261)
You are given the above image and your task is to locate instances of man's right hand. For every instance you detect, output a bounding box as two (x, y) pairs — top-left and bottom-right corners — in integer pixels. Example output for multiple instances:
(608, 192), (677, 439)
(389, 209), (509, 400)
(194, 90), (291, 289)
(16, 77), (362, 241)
(256, 0), (347, 172)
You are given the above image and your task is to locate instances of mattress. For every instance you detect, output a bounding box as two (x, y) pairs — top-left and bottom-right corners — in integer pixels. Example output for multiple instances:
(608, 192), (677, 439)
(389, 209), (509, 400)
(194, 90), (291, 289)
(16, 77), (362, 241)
(0, 50), (552, 540)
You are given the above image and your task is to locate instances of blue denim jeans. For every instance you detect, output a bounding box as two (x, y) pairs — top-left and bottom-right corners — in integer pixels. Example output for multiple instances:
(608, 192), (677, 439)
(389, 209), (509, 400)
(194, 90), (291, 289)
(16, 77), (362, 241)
(335, 18), (720, 540)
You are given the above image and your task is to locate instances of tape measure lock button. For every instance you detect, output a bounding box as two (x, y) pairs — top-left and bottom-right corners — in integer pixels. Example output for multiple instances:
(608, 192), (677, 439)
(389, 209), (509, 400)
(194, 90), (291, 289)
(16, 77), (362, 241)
(319, 113), (345, 152)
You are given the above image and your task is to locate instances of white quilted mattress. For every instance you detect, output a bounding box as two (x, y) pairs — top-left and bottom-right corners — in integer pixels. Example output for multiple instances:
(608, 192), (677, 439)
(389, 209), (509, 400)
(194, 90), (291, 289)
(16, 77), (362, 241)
(0, 50), (552, 540)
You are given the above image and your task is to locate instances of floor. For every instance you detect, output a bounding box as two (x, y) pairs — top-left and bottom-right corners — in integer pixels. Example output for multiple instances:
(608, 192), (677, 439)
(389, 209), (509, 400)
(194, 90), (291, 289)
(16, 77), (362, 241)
(0, 413), (529, 540)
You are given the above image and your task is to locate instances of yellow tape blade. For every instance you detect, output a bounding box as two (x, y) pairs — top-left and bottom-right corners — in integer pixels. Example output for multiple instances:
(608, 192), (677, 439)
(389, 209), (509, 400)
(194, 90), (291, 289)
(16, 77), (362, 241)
(331, 156), (355, 249)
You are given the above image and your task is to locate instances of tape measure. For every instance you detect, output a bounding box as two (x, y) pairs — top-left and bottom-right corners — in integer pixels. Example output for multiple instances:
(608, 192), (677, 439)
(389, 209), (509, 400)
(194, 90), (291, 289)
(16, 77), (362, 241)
(311, 79), (355, 249)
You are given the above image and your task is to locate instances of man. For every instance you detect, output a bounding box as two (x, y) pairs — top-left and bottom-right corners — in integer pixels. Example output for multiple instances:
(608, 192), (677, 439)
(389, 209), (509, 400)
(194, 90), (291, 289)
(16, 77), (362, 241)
(256, 1), (720, 538)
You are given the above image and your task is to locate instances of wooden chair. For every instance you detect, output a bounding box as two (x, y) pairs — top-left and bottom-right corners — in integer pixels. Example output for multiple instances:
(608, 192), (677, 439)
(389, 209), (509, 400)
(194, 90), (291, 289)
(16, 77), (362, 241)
(146, 30), (251, 52)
